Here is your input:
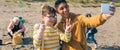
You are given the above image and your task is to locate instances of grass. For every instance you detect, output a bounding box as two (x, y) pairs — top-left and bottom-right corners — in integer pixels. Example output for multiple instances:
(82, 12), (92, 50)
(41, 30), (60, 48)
(7, 0), (120, 7)
(66, 0), (120, 7)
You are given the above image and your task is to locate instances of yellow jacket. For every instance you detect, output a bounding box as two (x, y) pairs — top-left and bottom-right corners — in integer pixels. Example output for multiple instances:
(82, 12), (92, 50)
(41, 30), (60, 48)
(54, 13), (106, 50)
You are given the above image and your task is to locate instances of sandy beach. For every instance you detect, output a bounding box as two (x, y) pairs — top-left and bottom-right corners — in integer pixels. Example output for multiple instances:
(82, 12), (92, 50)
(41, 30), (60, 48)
(0, 0), (120, 50)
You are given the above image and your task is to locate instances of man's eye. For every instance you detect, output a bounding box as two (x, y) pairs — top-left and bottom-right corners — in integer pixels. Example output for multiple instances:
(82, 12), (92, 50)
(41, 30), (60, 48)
(48, 16), (55, 18)
(60, 7), (64, 10)
(52, 16), (55, 18)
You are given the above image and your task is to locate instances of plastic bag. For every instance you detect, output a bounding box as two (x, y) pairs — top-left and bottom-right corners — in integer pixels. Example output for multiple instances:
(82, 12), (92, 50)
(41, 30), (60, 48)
(12, 33), (23, 45)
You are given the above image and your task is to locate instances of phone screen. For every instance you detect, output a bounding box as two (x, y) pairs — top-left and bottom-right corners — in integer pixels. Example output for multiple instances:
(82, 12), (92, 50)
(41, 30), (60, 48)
(101, 4), (113, 14)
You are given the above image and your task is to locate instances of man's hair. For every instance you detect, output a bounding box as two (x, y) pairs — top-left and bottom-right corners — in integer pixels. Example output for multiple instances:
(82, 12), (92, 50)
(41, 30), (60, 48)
(42, 5), (56, 16)
(54, 0), (67, 8)
(13, 17), (20, 22)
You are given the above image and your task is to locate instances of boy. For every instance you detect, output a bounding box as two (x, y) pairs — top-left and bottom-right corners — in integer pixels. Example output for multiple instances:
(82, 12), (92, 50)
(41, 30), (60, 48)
(33, 5), (71, 50)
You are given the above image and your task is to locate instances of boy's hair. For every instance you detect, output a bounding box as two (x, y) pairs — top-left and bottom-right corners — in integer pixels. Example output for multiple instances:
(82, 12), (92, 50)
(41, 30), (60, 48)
(42, 5), (56, 16)
(54, 0), (67, 8)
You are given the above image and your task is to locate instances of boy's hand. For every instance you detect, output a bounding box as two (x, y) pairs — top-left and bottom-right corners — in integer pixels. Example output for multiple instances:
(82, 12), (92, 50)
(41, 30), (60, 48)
(65, 18), (72, 32)
(38, 21), (45, 34)
(103, 2), (116, 20)
(39, 24), (45, 32)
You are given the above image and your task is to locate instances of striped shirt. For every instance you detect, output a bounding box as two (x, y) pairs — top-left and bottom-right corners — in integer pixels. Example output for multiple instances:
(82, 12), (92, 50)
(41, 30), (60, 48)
(33, 25), (71, 50)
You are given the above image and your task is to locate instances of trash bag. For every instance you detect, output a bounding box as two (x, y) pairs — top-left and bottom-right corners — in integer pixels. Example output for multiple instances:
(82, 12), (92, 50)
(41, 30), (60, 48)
(12, 32), (23, 45)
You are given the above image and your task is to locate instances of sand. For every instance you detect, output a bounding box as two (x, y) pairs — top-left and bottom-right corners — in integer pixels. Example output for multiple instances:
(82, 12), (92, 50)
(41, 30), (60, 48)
(0, 0), (120, 50)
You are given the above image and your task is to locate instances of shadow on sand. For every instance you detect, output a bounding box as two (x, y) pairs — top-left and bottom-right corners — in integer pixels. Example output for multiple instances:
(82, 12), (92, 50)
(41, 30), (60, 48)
(88, 45), (120, 50)
(23, 37), (33, 45)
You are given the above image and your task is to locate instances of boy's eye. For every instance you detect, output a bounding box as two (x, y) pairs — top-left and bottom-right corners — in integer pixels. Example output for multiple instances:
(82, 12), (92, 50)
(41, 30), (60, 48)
(47, 16), (55, 18)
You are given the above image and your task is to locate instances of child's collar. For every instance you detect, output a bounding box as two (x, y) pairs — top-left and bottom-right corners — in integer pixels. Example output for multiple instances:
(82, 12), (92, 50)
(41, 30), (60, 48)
(45, 25), (53, 28)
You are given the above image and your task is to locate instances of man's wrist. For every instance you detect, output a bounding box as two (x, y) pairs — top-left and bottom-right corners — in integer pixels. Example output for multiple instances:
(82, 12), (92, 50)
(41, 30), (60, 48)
(65, 29), (71, 33)
(10, 31), (13, 34)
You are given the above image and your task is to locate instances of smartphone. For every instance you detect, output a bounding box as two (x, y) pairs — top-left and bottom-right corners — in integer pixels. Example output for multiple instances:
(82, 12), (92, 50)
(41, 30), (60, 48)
(101, 4), (113, 14)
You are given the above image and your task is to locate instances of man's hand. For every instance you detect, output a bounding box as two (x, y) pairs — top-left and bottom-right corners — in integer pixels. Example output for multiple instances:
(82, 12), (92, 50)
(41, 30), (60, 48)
(10, 31), (13, 35)
(65, 18), (72, 32)
(102, 2), (116, 20)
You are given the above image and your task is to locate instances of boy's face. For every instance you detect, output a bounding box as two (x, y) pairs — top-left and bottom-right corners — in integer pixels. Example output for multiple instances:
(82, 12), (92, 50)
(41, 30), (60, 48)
(43, 13), (56, 26)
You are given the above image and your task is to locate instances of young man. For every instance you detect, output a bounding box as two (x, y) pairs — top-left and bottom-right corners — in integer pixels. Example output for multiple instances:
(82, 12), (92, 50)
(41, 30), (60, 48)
(7, 17), (25, 39)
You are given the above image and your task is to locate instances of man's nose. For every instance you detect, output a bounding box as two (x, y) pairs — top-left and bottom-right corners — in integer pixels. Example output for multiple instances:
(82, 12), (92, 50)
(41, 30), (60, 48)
(63, 8), (67, 12)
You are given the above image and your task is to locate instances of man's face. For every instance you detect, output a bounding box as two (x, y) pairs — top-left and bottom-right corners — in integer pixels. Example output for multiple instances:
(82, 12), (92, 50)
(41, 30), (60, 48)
(56, 2), (69, 18)
(14, 20), (19, 25)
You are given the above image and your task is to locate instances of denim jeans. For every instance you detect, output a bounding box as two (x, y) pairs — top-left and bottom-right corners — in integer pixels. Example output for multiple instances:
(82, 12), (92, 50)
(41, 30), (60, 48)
(86, 33), (97, 44)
